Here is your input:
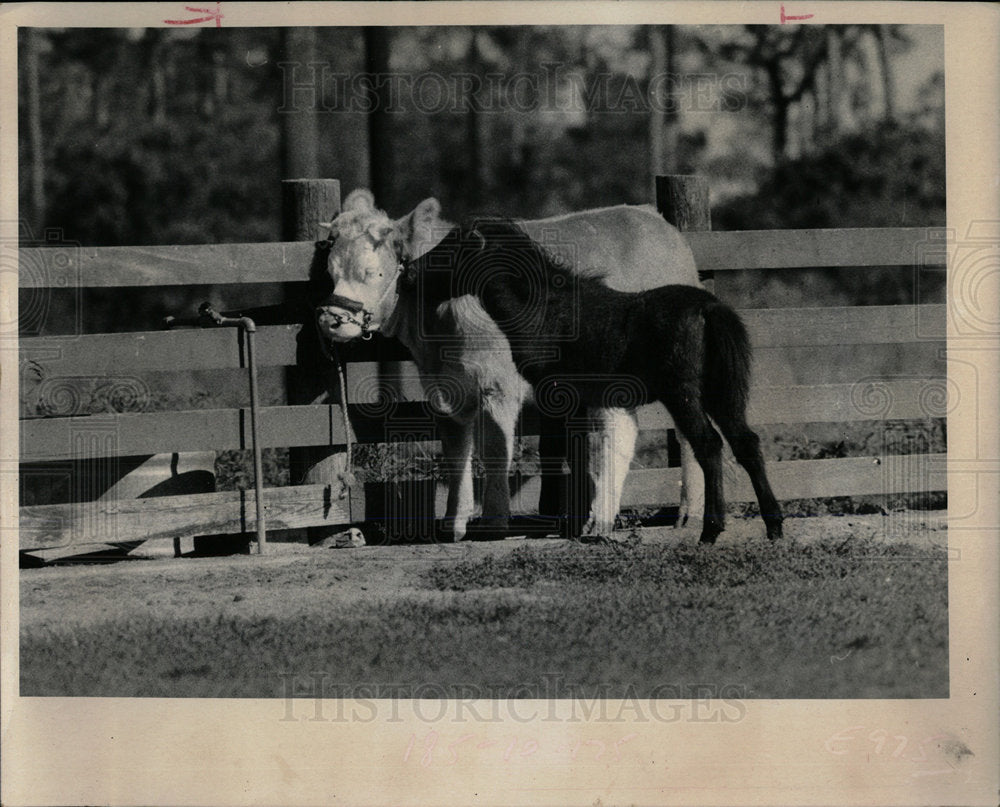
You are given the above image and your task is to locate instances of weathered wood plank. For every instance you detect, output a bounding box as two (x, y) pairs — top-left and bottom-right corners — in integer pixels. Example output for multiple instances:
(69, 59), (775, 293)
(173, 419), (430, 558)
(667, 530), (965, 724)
(20, 452), (946, 549)
(636, 376), (946, 430)
(345, 361), (426, 404)
(686, 228), (942, 271)
(745, 378), (949, 424)
(20, 326), (300, 375)
(509, 454), (946, 513)
(18, 483), (352, 551)
(18, 242), (317, 288)
(21, 374), (948, 461)
(19, 328), (414, 376)
(741, 304), (945, 346)
(19, 406), (348, 461)
(19, 228), (943, 290)
(18, 305), (944, 381)
(619, 453), (947, 507)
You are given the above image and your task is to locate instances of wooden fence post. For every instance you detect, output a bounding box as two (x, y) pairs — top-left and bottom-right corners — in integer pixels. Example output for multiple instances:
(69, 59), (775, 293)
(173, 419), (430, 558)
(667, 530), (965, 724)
(282, 178), (355, 543)
(655, 175), (712, 519)
(655, 174), (712, 289)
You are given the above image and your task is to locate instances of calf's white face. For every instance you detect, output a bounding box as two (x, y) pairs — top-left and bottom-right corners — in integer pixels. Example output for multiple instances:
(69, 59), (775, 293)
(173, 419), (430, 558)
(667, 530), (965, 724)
(316, 208), (401, 343)
(315, 192), (449, 344)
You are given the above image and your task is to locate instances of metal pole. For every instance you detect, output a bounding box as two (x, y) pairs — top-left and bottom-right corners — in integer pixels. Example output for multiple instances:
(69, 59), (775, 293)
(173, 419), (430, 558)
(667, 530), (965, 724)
(243, 321), (267, 553)
(164, 304), (268, 554)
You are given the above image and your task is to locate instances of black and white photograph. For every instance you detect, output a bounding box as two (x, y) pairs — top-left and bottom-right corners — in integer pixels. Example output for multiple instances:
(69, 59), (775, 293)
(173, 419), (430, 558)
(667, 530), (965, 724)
(2, 2), (997, 805)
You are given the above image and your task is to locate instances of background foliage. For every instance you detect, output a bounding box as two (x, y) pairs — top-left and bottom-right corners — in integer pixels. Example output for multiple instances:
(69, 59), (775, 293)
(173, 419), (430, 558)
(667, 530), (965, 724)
(21, 26), (944, 243)
(19, 24), (945, 332)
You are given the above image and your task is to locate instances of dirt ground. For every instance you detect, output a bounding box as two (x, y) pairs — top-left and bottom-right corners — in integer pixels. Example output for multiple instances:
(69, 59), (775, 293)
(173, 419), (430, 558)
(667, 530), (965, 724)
(20, 512), (947, 634)
(19, 512), (949, 699)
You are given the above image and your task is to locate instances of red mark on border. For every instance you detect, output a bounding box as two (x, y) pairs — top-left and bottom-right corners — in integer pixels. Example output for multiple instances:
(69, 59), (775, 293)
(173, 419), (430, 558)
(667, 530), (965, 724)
(780, 4), (814, 23)
(165, 3), (224, 27)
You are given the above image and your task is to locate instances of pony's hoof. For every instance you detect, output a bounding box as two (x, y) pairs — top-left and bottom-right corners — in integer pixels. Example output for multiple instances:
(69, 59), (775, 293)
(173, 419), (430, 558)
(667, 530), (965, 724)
(699, 527), (722, 545)
(575, 533), (614, 546)
(766, 521), (784, 541)
(560, 517), (589, 541)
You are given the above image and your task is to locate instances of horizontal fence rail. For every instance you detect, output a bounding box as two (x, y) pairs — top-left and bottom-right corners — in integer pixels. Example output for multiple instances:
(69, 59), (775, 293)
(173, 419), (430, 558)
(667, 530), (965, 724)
(18, 226), (949, 552)
(18, 304), (946, 378)
(21, 454), (946, 551)
(18, 227), (945, 289)
(20, 375), (948, 463)
(684, 227), (945, 271)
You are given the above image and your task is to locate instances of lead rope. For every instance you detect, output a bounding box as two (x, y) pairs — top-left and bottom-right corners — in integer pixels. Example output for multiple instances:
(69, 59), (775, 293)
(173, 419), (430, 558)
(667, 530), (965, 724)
(326, 340), (356, 500)
(313, 237), (356, 500)
(335, 343), (355, 497)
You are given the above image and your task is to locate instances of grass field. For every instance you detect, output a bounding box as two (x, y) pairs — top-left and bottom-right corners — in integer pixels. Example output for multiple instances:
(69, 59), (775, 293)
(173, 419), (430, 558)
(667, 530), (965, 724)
(20, 513), (948, 699)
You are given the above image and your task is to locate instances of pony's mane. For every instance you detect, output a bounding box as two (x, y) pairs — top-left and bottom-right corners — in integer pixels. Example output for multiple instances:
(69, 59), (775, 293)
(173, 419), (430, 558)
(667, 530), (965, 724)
(463, 216), (577, 278)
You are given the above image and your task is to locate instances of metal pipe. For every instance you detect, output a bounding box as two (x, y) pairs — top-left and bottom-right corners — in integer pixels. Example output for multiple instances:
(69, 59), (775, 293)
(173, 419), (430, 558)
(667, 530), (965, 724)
(164, 303), (268, 554)
(242, 319), (267, 554)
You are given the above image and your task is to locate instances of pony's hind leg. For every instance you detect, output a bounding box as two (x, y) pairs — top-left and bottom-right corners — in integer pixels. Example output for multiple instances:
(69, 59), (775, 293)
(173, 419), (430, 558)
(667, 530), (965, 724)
(713, 414), (783, 540)
(537, 412), (568, 528)
(662, 389), (727, 544)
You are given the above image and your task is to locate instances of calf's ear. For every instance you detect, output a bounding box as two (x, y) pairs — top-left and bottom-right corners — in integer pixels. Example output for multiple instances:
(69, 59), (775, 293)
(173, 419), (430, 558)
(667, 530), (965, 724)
(396, 197), (443, 258)
(413, 197), (441, 227)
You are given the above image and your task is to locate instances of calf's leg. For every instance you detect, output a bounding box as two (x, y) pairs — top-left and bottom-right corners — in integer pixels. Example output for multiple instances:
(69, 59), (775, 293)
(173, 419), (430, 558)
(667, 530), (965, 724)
(583, 407), (639, 538)
(438, 416), (475, 542)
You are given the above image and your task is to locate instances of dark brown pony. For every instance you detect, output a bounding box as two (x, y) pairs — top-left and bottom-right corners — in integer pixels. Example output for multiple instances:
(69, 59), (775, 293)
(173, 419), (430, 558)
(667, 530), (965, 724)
(402, 218), (783, 543)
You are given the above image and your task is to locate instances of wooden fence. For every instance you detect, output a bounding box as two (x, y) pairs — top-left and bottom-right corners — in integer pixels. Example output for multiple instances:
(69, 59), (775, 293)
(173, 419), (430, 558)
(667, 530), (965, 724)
(17, 183), (948, 553)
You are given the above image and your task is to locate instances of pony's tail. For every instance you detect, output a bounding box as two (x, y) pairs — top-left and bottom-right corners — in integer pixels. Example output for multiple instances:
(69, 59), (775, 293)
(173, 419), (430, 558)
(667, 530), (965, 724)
(702, 300), (753, 421)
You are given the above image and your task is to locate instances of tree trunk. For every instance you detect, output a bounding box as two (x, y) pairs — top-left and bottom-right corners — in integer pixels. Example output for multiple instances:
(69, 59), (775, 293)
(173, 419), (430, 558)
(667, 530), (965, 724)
(213, 49), (228, 106)
(875, 25), (896, 122)
(663, 26), (679, 174)
(25, 29), (46, 230)
(465, 30), (483, 209)
(826, 27), (854, 135)
(815, 59), (829, 144)
(647, 25), (670, 194)
(280, 28), (320, 180)
(364, 27), (392, 206)
(149, 30), (168, 124)
(766, 62), (788, 162)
